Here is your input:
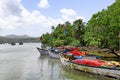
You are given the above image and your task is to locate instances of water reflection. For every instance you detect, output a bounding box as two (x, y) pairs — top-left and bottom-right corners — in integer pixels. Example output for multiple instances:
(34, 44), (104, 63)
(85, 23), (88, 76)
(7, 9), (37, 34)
(0, 43), (116, 80)
(0, 58), (24, 80)
(37, 55), (114, 80)
(37, 55), (61, 80)
(60, 67), (114, 80)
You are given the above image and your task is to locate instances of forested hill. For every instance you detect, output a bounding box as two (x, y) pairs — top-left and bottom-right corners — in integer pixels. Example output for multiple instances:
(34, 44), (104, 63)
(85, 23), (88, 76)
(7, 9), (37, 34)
(0, 35), (40, 43)
(40, 0), (119, 53)
(5, 34), (31, 38)
(85, 0), (120, 51)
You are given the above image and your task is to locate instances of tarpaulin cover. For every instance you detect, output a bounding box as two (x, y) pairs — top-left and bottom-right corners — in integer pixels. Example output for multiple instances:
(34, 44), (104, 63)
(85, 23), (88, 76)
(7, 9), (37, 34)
(73, 59), (106, 67)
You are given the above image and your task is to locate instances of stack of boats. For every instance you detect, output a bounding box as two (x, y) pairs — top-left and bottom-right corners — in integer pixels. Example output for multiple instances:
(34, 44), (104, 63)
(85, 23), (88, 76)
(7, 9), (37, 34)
(36, 46), (60, 59)
(36, 46), (120, 79)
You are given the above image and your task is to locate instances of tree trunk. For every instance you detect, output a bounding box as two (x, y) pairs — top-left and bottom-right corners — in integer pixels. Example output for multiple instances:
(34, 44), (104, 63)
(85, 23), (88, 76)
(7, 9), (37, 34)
(110, 49), (120, 57)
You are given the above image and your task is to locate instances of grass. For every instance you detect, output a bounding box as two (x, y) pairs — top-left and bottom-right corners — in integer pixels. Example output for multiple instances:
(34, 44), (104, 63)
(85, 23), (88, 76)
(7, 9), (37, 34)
(86, 49), (117, 57)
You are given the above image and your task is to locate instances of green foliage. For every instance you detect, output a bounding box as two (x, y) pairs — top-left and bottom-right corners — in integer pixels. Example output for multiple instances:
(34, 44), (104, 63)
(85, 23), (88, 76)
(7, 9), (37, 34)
(40, 1), (119, 52)
(64, 37), (73, 45)
(72, 19), (86, 46)
(52, 39), (64, 47)
(85, 0), (120, 51)
(41, 33), (51, 46)
(69, 39), (79, 46)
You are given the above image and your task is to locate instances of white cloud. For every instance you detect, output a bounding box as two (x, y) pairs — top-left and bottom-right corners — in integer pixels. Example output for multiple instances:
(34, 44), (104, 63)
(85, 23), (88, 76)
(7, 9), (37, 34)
(0, 0), (85, 36)
(60, 8), (85, 22)
(0, 0), (23, 29)
(60, 8), (77, 17)
(0, 0), (22, 17)
(38, 0), (50, 8)
(0, 0), (60, 31)
(75, 16), (85, 21)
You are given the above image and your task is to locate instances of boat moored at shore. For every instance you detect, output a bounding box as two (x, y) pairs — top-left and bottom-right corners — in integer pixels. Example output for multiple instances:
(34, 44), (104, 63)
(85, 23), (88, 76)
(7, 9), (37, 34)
(36, 47), (49, 55)
(60, 53), (120, 79)
(48, 49), (60, 59)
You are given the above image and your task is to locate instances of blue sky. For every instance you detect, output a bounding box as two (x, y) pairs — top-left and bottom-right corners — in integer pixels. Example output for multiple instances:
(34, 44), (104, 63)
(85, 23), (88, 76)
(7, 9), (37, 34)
(0, 0), (115, 37)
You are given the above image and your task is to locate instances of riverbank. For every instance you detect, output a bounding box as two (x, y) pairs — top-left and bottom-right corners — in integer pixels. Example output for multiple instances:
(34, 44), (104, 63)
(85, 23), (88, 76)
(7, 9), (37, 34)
(79, 46), (120, 61)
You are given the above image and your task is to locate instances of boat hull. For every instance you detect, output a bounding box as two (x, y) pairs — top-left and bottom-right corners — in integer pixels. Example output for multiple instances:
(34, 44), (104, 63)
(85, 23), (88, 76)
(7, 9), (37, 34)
(48, 50), (59, 59)
(60, 54), (120, 79)
(36, 47), (48, 55)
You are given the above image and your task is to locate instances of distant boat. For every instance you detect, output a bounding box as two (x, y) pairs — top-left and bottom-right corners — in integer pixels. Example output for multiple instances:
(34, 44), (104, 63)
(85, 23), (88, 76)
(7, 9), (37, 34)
(36, 47), (49, 55)
(0, 42), (3, 44)
(11, 42), (16, 45)
(48, 49), (60, 59)
(19, 42), (23, 45)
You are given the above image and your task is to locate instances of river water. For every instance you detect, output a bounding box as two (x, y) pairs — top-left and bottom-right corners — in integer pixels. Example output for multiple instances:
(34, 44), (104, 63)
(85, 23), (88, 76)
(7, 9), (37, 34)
(0, 43), (115, 80)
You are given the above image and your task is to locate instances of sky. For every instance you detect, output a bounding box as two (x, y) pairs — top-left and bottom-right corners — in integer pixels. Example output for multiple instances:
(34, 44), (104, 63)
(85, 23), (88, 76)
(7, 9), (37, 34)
(0, 0), (115, 37)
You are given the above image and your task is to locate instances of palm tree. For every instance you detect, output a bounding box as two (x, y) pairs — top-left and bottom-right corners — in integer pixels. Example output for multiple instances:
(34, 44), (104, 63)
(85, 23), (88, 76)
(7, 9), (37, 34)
(50, 26), (55, 47)
(73, 19), (86, 46)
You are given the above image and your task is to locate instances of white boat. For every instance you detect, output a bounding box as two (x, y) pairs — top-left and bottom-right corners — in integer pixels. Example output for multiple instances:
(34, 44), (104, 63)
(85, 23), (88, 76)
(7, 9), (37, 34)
(36, 47), (48, 55)
(48, 49), (60, 59)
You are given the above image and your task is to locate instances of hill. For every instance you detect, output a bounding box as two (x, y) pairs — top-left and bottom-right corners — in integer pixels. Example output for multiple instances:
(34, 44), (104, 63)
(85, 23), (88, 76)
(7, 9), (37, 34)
(0, 34), (40, 43)
(5, 34), (32, 38)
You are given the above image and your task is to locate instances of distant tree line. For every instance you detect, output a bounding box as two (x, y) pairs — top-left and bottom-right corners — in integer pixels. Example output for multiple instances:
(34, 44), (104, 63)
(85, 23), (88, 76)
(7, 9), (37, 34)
(0, 37), (40, 44)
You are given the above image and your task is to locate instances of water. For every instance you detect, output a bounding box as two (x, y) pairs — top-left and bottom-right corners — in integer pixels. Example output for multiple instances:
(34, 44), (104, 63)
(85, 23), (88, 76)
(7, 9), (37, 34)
(0, 43), (115, 80)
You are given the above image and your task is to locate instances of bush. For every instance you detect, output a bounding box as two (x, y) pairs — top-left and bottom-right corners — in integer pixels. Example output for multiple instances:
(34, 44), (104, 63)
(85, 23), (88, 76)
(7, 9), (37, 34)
(52, 39), (64, 47)
(69, 39), (79, 46)
(64, 37), (73, 45)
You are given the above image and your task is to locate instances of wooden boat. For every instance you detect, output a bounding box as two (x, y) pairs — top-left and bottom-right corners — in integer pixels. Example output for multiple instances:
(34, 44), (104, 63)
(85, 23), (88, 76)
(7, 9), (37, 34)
(19, 42), (23, 45)
(36, 47), (48, 55)
(11, 42), (16, 45)
(60, 53), (120, 79)
(48, 49), (60, 59)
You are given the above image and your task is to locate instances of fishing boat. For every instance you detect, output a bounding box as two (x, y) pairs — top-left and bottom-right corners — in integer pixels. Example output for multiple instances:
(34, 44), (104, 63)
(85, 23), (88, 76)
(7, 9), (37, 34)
(11, 42), (16, 45)
(36, 47), (49, 55)
(48, 49), (60, 59)
(19, 42), (23, 45)
(60, 53), (120, 79)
